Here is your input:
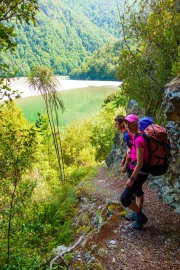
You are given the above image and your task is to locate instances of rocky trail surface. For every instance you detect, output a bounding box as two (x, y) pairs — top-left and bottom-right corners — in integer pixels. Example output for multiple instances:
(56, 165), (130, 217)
(54, 165), (180, 270)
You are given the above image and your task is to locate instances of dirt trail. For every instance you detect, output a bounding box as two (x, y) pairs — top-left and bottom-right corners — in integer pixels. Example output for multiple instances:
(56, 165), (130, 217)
(70, 166), (180, 270)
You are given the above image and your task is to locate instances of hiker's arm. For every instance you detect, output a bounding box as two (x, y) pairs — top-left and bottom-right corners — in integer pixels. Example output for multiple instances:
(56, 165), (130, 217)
(121, 153), (126, 166)
(122, 149), (131, 173)
(126, 147), (144, 187)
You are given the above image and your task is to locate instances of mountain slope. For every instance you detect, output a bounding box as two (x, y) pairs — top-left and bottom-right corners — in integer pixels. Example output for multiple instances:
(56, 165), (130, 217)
(62, 0), (123, 37)
(70, 40), (124, 80)
(1, 0), (122, 76)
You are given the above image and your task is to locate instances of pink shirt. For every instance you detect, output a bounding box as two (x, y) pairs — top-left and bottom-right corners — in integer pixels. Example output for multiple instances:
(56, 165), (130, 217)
(129, 134), (149, 169)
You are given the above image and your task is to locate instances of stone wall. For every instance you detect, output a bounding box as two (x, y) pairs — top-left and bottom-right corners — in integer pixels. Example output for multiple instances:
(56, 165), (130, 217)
(148, 77), (180, 214)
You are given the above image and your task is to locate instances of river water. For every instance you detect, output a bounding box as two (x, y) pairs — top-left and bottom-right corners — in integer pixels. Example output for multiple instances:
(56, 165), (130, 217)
(10, 77), (122, 125)
(9, 76), (122, 97)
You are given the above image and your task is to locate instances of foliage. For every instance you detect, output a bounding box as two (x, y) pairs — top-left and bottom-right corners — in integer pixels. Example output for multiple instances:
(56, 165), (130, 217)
(61, 120), (97, 167)
(63, 0), (123, 38)
(89, 108), (119, 162)
(58, 88), (126, 164)
(60, 98), (123, 165)
(0, 102), (39, 268)
(172, 49), (180, 76)
(0, 0), (39, 100)
(116, 0), (180, 119)
(103, 89), (128, 109)
(0, 102), (100, 268)
(33, 184), (78, 246)
(28, 65), (65, 184)
(0, 1), (131, 260)
(0, 102), (38, 179)
(0, 0), (38, 52)
(0, 85), (126, 268)
(70, 41), (123, 80)
(1, 0), (119, 78)
(65, 165), (98, 186)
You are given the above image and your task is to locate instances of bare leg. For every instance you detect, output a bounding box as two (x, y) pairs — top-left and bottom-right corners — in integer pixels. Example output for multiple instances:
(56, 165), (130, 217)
(128, 201), (141, 214)
(136, 195), (144, 209)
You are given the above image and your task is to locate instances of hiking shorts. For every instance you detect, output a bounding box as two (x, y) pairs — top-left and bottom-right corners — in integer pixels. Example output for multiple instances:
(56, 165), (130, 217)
(120, 173), (148, 207)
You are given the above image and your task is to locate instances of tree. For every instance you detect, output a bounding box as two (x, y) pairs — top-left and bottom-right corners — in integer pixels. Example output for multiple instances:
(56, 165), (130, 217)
(70, 40), (123, 80)
(0, 102), (38, 268)
(0, 0), (39, 100)
(116, 0), (180, 120)
(27, 65), (65, 184)
(61, 120), (96, 167)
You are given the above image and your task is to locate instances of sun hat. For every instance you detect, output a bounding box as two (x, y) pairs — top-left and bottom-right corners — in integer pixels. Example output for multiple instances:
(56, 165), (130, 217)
(124, 114), (139, 123)
(139, 116), (153, 131)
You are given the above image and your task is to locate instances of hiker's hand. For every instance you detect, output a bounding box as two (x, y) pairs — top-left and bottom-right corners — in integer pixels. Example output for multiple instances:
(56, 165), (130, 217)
(121, 157), (126, 166)
(126, 178), (135, 187)
(122, 165), (126, 173)
(127, 149), (131, 158)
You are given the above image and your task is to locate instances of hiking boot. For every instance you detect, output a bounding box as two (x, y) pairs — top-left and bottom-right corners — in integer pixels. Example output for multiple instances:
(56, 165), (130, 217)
(125, 211), (137, 221)
(131, 212), (148, 230)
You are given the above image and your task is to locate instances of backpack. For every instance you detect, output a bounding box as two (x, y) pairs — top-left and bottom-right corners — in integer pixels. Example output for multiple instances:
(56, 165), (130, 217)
(137, 124), (170, 176)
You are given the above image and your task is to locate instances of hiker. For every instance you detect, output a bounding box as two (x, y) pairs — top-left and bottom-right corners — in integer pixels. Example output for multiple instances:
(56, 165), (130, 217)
(114, 115), (132, 173)
(120, 114), (149, 230)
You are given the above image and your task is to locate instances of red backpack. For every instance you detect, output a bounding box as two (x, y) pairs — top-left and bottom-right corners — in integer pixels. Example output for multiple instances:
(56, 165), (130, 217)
(140, 124), (170, 176)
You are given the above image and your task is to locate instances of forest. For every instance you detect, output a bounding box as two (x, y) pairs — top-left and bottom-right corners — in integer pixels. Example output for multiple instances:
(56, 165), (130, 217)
(0, 0), (180, 269)
(0, 0), (121, 77)
(69, 40), (124, 81)
(72, 0), (180, 118)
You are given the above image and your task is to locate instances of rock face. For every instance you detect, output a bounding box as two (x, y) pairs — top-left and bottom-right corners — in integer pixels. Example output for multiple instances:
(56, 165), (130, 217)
(106, 77), (180, 213)
(126, 99), (145, 116)
(163, 77), (180, 123)
(148, 77), (180, 213)
(105, 133), (124, 172)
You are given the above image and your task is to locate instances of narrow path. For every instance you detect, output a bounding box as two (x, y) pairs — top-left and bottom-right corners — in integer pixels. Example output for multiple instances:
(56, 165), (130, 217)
(71, 166), (180, 270)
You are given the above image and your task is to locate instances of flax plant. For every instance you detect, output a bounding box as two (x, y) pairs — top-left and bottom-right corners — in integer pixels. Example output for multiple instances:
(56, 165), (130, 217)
(27, 66), (65, 184)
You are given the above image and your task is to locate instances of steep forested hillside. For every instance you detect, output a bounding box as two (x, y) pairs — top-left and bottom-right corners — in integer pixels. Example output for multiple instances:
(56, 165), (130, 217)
(70, 40), (124, 80)
(1, 0), (123, 77)
(62, 0), (122, 37)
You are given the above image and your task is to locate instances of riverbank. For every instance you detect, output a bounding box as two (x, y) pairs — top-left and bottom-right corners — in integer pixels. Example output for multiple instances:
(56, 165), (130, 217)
(8, 77), (122, 97)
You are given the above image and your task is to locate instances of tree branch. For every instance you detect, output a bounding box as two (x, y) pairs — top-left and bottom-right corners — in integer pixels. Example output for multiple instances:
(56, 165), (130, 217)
(0, 0), (25, 22)
(116, 0), (136, 60)
(50, 233), (86, 269)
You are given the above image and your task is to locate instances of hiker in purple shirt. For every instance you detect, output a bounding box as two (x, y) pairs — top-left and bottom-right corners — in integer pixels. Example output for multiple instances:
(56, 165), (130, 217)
(120, 114), (150, 230)
(114, 115), (132, 172)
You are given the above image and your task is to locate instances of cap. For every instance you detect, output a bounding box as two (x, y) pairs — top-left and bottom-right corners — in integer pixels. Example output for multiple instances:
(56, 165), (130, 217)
(125, 114), (139, 123)
(139, 117), (153, 131)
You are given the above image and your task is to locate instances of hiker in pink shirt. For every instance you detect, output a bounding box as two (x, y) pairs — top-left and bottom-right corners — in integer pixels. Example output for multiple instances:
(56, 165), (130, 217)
(120, 114), (149, 230)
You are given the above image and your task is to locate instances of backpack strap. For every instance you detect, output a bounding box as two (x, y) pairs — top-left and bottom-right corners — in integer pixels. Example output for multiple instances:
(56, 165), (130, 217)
(123, 130), (132, 148)
(133, 133), (148, 148)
